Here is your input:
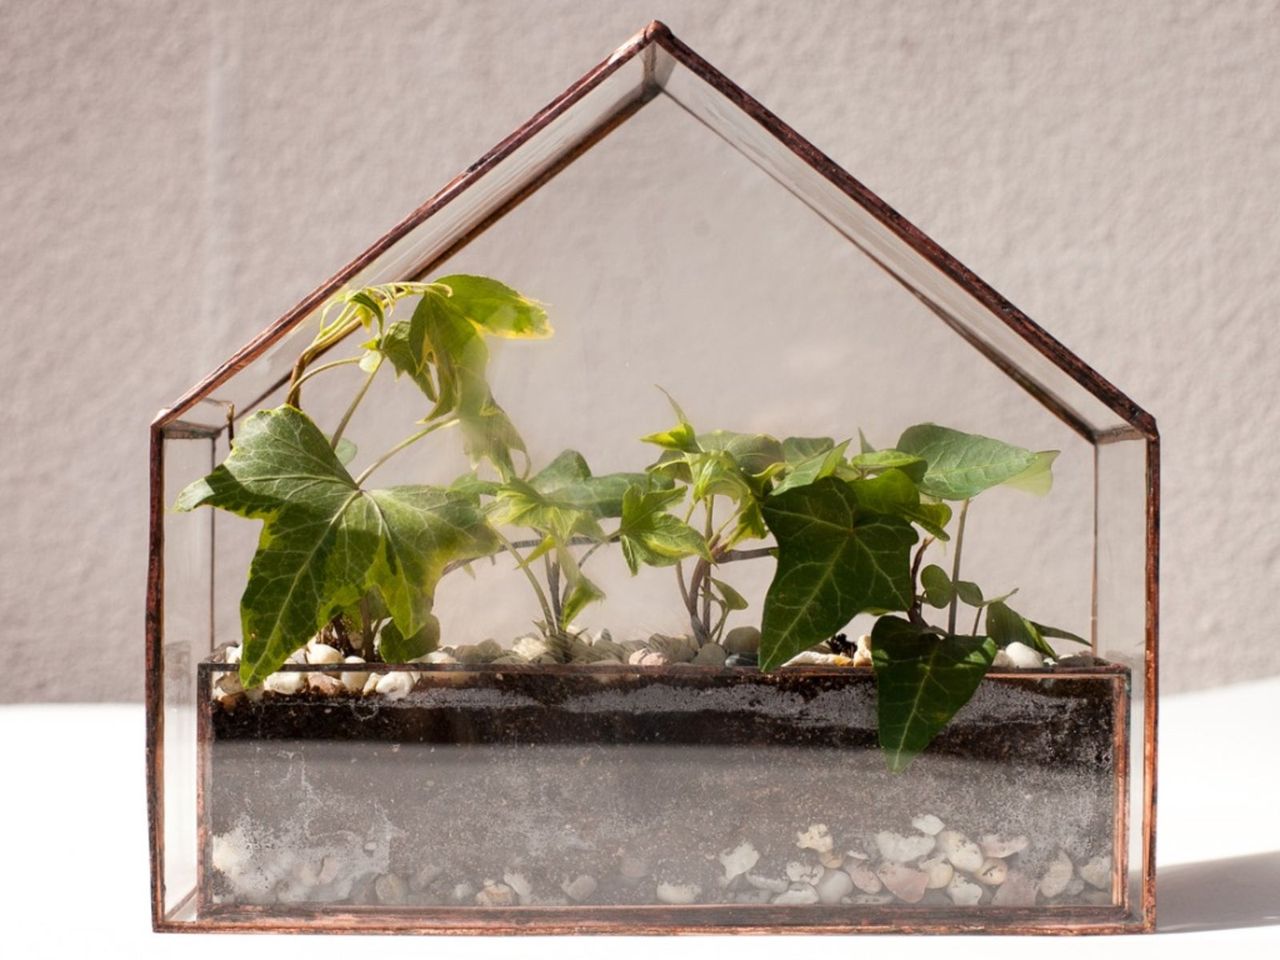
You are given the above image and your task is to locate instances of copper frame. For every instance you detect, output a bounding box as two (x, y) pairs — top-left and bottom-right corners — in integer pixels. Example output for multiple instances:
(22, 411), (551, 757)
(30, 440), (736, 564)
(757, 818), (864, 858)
(147, 21), (1159, 934)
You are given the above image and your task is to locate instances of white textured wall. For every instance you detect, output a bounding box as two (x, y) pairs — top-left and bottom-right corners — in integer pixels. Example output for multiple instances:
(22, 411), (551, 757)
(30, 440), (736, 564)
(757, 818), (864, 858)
(2, 0), (1278, 701)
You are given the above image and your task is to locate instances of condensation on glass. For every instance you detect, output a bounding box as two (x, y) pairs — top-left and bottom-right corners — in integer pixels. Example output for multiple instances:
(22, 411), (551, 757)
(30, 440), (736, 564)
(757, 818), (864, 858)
(147, 22), (1158, 934)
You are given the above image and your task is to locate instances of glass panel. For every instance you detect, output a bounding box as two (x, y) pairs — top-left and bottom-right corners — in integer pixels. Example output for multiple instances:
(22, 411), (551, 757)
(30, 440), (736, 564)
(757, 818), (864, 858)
(1094, 436), (1152, 922)
(159, 413), (219, 919)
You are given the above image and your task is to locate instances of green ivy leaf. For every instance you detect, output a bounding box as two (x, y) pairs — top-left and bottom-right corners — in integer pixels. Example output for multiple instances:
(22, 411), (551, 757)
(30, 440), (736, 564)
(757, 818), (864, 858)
(434, 274), (551, 339)
(847, 468), (953, 540)
(710, 578), (750, 612)
(896, 424), (1056, 501)
(986, 599), (1055, 657)
(175, 406), (497, 687)
(920, 564), (953, 608)
(759, 477), (917, 670)
(555, 543), (605, 625)
(773, 436), (850, 495)
(871, 615), (997, 772)
(954, 580), (984, 606)
(847, 448), (927, 482)
(1031, 620), (1087, 646)
(378, 614), (440, 662)
(617, 485), (709, 574)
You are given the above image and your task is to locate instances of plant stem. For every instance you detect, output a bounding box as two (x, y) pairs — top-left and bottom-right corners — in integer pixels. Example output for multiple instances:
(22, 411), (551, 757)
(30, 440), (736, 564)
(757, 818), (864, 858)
(353, 417), (458, 486)
(330, 357), (381, 449)
(716, 546), (775, 563)
(544, 554), (563, 630)
(947, 499), (972, 635)
(909, 536), (936, 624)
(290, 355), (363, 394)
(701, 498), (715, 634)
(494, 530), (555, 629)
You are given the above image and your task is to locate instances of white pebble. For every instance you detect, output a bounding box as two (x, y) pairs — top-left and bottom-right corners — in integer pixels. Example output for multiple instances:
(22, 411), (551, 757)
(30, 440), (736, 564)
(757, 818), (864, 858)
(1080, 855), (1112, 890)
(846, 859), (882, 894)
(374, 873), (407, 904)
(410, 863), (442, 892)
(980, 833), (1030, 859)
(772, 886), (820, 905)
(974, 858), (1008, 886)
(796, 823), (834, 854)
(852, 634), (873, 668)
(993, 870), (1038, 906)
(421, 650), (458, 664)
(946, 873), (984, 906)
(1003, 641), (1046, 669)
(306, 642), (343, 665)
(819, 849), (845, 868)
(1038, 850), (1074, 899)
(656, 881), (701, 904)
(340, 655), (369, 694)
(225, 645), (242, 664)
(513, 635), (552, 661)
(816, 868), (854, 904)
(361, 672), (381, 695)
(561, 874), (597, 902)
(451, 882), (476, 903)
(785, 860), (823, 885)
(878, 862), (928, 903)
(937, 830), (985, 873)
(503, 870), (532, 902)
(718, 841), (760, 882)
(475, 881), (517, 907)
(920, 854), (954, 890)
(911, 814), (945, 836)
(374, 671), (415, 700)
(745, 872), (789, 894)
(874, 831), (936, 863)
(262, 671), (304, 695)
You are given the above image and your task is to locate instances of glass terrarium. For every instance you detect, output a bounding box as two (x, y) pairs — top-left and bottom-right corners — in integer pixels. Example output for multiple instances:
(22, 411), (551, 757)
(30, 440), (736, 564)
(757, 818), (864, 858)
(147, 22), (1158, 935)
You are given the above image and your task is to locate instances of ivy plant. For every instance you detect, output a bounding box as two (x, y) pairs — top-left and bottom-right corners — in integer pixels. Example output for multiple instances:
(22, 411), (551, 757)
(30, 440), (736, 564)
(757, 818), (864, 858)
(180, 280), (1086, 772)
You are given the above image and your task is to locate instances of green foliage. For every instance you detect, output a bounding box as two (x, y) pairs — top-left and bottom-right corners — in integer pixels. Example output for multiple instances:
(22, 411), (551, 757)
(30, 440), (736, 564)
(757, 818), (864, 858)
(758, 478), (917, 670)
(871, 616), (998, 772)
(184, 274), (1081, 776)
(176, 406), (496, 687)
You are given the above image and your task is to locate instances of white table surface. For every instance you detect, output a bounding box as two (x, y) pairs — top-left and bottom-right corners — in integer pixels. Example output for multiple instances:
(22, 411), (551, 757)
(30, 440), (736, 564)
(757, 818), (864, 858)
(2, 677), (1277, 958)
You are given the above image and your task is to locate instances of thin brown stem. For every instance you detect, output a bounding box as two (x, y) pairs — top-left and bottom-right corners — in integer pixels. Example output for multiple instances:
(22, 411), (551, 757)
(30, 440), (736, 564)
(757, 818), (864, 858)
(947, 499), (972, 635)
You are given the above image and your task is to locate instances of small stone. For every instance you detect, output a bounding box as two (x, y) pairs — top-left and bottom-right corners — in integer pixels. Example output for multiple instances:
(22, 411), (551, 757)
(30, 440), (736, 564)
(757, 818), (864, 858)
(375, 671), (415, 700)
(374, 873), (408, 904)
(490, 653), (525, 664)
(920, 854), (954, 890)
(692, 643), (727, 667)
(745, 872), (789, 894)
(455, 639), (503, 664)
(307, 672), (345, 696)
(1083, 888), (1113, 906)
(725, 653), (758, 667)
(655, 881), (701, 905)
(992, 649), (1015, 669)
(852, 893), (895, 905)
(1065, 877), (1086, 896)
(1003, 641), (1046, 669)
(878, 862), (928, 903)
(723, 626), (761, 656)
(306, 642), (343, 665)
(317, 855), (341, 886)
(974, 858), (1008, 886)
(361, 672), (381, 695)
(588, 639), (628, 662)
(648, 634), (699, 662)
(560, 874), (597, 902)
(619, 854), (650, 882)
(262, 671), (305, 695)
(772, 886), (820, 905)
(846, 859), (882, 894)
(937, 830), (985, 873)
(718, 841), (760, 882)
(503, 870), (532, 902)
(1038, 850), (1074, 899)
(816, 868), (854, 904)
(513, 635), (552, 661)
(1080, 855), (1112, 890)
(852, 633), (873, 668)
(911, 814), (945, 836)
(874, 831), (935, 863)
(993, 870), (1037, 906)
(783, 650), (854, 666)
(734, 888), (774, 904)
(475, 881), (517, 907)
(421, 650), (458, 664)
(340, 655), (369, 694)
(785, 860), (823, 885)
(410, 864), (443, 893)
(946, 873), (984, 906)
(628, 649), (670, 667)
(224, 645), (242, 664)
(980, 834), (1029, 859)
(819, 849), (845, 869)
(796, 823), (834, 854)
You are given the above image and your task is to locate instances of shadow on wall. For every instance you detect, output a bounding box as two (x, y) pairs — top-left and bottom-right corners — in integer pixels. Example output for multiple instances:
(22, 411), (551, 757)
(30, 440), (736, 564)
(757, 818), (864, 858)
(1158, 851), (1280, 932)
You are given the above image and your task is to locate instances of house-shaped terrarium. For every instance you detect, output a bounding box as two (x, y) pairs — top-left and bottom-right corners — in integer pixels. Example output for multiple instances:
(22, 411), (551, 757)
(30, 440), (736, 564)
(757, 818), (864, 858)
(147, 22), (1158, 934)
